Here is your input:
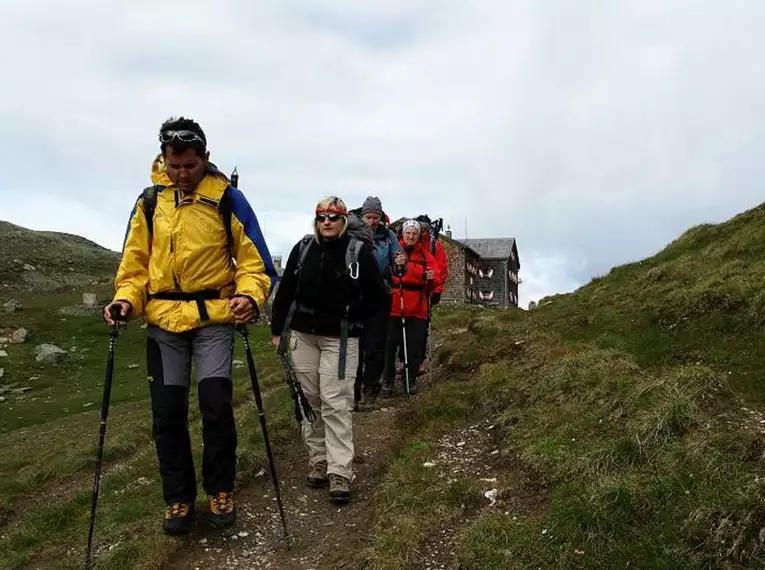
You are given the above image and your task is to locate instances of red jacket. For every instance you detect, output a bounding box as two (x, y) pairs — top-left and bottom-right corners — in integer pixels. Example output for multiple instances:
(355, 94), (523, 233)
(420, 234), (448, 294)
(391, 241), (441, 319)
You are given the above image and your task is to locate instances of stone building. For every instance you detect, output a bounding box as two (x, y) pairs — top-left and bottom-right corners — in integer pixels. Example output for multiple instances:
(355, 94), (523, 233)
(390, 220), (521, 308)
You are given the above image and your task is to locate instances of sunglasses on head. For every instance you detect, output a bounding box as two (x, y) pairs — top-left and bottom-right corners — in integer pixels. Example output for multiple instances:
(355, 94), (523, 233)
(159, 130), (205, 145)
(316, 213), (343, 223)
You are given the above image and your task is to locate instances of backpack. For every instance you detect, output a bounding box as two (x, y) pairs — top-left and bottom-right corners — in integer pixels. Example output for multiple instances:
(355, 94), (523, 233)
(141, 184), (235, 259)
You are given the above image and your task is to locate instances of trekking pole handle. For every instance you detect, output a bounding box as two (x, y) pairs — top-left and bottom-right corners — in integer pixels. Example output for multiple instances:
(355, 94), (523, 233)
(108, 305), (123, 337)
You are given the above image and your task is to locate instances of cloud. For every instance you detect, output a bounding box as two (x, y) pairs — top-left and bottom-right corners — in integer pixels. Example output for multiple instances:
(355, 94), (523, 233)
(1, 0), (764, 307)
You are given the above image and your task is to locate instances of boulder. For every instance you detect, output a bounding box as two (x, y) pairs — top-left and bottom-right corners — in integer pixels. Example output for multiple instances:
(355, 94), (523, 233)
(3, 299), (21, 313)
(34, 344), (67, 364)
(82, 292), (99, 308)
(10, 328), (29, 344)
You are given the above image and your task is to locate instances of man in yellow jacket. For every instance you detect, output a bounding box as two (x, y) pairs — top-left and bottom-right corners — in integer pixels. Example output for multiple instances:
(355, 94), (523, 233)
(104, 116), (277, 535)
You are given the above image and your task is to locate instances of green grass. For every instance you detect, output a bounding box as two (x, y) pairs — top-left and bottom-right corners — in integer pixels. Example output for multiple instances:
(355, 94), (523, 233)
(0, 289), (292, 570)
(361, 201), (765, 569)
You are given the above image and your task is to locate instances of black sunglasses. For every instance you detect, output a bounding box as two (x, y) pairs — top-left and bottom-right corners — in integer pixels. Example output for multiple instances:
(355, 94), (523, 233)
(159, 130), (205, 145)
(316, 213), (343, 223)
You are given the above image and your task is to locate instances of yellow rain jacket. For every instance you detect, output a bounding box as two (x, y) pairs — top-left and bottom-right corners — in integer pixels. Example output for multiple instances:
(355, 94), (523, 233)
(113, 155), (277, 333)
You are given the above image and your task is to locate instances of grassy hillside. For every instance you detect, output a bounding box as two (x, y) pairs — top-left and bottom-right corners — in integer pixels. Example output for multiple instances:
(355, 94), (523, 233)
(361, 202), (765, 569)
(0, 221), (120, 291)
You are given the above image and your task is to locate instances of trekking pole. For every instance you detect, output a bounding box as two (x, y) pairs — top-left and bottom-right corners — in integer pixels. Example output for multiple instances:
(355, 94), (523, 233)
(237, 325), (291, 541)
(85, 305), (123, 569)
(398, 278), (410, 395)
(427, 297), (434, 388)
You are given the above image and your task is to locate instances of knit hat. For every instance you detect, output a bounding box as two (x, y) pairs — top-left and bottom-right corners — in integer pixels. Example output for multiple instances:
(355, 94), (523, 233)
(361, 196), (383, 215)
(402, 219), (421, 234)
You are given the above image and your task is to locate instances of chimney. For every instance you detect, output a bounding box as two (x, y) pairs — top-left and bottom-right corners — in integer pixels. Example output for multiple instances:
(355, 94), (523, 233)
(445, 224), (452, 238)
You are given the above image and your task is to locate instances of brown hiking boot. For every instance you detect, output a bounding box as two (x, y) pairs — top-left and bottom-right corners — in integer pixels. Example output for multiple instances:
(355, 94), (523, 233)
(307, 460), (328, 488)
(163, 502), (194, 535)
(207, 492), (236, 529)
(328, 473), (350, 504)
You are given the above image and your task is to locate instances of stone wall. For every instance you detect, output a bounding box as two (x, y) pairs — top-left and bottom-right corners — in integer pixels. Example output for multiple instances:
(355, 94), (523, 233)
(440, 238), (466, 303)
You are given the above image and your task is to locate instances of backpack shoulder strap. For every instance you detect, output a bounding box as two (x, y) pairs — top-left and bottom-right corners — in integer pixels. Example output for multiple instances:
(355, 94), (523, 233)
(141, 185), (164, 237)
(346, 238), (364, 280)
(218, 186), (235, 258)
(294, 234), (313, 276)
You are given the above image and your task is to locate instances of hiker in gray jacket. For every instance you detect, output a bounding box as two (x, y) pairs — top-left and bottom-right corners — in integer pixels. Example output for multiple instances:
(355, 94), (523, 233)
(352, 196), (406, 410)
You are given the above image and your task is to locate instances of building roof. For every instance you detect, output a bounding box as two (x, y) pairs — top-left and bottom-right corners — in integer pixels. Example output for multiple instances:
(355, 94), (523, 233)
(459, 238), (516, 259)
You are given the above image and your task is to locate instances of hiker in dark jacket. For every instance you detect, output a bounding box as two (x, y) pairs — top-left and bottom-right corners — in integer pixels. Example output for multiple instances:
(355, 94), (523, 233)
(270, 196), (386, 503)
(352, 196), (405, 411)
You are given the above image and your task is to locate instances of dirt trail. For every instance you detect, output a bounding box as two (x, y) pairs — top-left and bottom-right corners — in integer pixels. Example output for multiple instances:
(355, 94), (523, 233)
(167, 399), (407, 569)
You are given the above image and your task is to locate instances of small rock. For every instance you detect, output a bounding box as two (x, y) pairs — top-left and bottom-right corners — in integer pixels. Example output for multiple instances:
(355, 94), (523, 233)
(0, 350), (7, 358)
(127, 364), (139, 369)
(3, 300), (21, 313)
(10, 328), (30, 343)
(0, 368), (3, 379)
(23, 263), (35, 271)
(233, 360), (244, 368)
(34, 344), (67, 364)
(0, 337), (8, 344)
(0, 396), (5, 403)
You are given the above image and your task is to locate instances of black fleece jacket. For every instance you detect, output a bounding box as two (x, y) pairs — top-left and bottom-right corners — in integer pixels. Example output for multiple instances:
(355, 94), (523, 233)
(270, 233), (387, 338)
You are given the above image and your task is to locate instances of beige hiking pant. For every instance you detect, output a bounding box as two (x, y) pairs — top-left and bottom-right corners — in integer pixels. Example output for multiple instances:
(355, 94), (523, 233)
(290, 331), (359, 480)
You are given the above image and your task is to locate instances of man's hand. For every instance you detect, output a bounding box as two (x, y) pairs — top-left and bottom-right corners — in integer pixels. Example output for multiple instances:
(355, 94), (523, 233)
(424, 268), (434, 281)
(104, 301), (131, 325)
(394, 251), (406, 267)
(271, 335), (280, 348)
(230, 296), (255, 323)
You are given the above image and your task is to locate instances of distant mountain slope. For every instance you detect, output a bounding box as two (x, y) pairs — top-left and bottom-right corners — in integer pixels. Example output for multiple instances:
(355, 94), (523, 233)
(0, 220), (120, 291)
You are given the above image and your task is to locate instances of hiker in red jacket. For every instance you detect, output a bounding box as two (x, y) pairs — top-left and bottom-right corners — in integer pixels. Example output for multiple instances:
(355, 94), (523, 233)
(415, 214), (448, 305)
(382, 219), (442, 395)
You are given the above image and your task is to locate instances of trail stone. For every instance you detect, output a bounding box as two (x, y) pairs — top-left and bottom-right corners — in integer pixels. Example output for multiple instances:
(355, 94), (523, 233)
(3, 299), (21, 313)
(0, 368), (4, 379)
(0, 350), (7, 358)
(34, 344), (67, 364)
(23, 263), (35, 271)
(233, 360), (244, 368)
(82, 292), (99, 308)
(10, 328), (29, 343)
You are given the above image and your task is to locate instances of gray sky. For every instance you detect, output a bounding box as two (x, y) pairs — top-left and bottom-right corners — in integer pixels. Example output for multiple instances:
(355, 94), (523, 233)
(1, 0), (764, 306)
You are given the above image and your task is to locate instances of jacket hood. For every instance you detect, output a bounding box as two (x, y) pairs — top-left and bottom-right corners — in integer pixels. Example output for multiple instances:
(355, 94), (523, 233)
(150, 154), (231, 187)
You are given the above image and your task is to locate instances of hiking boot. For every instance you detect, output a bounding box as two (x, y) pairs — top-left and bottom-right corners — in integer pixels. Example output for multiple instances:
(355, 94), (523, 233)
(381, 379), (394, 397)
(208, 492), (236, 529)
(163, 502), (194, 535)
(328, 473), (350, 504)
(307, 460), (329, 488)
(359, 386), (378, 411)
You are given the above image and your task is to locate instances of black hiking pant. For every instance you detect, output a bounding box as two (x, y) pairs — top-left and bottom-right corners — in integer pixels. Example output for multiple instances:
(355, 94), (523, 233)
(146, 325), (236, 505)
(382, 316), (428, 390)
(355, 293), (392, 401)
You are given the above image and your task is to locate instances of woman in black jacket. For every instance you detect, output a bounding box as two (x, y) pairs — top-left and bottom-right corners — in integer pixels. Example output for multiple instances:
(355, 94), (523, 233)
(270, 196), (386, 504)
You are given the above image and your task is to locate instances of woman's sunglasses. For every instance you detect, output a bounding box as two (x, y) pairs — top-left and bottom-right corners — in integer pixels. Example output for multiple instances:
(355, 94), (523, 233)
(316, 213), (343, 223)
